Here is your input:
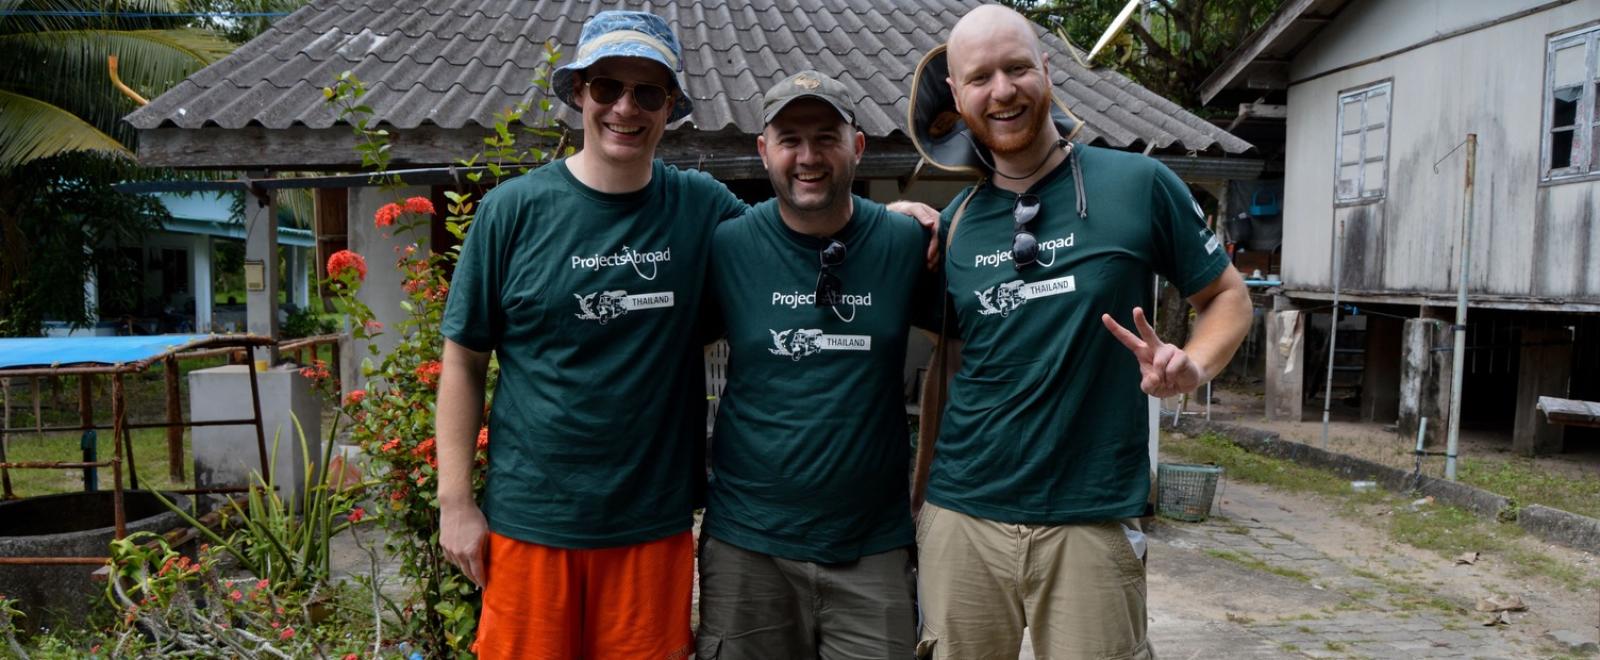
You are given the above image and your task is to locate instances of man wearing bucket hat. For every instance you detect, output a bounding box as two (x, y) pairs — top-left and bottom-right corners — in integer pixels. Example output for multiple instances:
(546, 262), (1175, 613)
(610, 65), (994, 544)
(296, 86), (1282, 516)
(695, 70), (938, 659)
(437, 11), (943, 659)
(907, 5), (1251, 659)
(436, 10), (746, 659)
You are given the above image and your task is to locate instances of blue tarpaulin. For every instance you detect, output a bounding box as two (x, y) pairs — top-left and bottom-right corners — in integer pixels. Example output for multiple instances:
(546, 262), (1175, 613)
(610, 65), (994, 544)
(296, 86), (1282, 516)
(0, 334), (221, 370)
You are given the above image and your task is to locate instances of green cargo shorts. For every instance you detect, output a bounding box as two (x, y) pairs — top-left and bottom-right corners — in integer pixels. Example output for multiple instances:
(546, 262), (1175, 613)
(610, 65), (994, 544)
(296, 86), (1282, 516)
(696, 536), (917, 660)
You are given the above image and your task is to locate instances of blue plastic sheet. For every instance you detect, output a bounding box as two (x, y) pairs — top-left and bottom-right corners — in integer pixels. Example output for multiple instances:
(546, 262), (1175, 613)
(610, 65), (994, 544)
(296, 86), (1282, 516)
(0, 334), (219, 370)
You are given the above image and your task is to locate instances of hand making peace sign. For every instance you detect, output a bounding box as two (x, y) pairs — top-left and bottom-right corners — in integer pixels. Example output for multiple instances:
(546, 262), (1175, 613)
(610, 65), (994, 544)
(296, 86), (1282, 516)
(1100, 307), (1205, 398)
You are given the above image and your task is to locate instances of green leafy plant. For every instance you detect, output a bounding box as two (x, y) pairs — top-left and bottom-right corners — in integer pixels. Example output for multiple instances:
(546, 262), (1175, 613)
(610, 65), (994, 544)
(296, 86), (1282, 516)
(143, 415), (370, 594)
(314, 40), (569, 658)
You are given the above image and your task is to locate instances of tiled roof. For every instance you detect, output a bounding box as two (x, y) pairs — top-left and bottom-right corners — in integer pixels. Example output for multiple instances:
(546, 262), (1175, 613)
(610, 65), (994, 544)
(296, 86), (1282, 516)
(127, 0), (1252, 155)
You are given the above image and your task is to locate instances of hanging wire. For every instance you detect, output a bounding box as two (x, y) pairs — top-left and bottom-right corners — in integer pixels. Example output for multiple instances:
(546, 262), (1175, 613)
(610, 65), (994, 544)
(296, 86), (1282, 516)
(3, 10), (292, 18)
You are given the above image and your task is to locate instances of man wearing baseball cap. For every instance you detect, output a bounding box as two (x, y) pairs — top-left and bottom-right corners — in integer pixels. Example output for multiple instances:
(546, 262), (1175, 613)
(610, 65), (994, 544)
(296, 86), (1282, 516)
(437, 10), (746, 659)
(694, 70), (940, 659)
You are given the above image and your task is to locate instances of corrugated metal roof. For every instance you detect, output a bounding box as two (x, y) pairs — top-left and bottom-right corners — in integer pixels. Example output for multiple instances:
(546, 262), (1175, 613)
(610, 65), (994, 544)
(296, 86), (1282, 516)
(127, 0), (1252, 155)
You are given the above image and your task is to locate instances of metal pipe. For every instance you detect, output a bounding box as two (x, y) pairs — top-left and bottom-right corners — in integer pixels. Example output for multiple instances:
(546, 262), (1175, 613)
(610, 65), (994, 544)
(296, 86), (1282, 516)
(247, 355), (271, 485)
(0, 460), (113, 469)
(1322, 219), (1344, 448)
(0, 557), (110, 566)
(1446, 135), (1477, 481)
(165, 355), (184, 481)
(0, 418), (265, 434)
(110, 374), (126, 538)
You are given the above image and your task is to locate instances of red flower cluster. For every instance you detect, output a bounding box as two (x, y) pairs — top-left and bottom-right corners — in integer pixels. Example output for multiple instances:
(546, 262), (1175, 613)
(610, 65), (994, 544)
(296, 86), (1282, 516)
(344, 389), (366, 406)
(415, 360), (443, 388)
(374, 197), (435, 228)
(413, 436), (438, 468)
(476, 426), (489, 452)
(348, 507), (366, 523)
(327, 249), (367, 282)
(404, 196), (435, 215)
(374, 203), (402, 228)
(299, 359), (332, 383)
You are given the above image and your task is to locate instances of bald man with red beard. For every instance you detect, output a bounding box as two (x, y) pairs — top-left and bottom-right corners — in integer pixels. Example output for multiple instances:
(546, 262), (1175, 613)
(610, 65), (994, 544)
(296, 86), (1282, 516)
(911, 5), (1251, 659)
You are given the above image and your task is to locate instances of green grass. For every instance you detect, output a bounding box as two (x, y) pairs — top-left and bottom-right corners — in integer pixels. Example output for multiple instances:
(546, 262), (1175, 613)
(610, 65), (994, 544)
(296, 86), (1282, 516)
(2, 427), (194, 496)
(1161, 432), (1355, 498)
(1457, 457), (1600, 520)
(1204, 548), (1313, 582)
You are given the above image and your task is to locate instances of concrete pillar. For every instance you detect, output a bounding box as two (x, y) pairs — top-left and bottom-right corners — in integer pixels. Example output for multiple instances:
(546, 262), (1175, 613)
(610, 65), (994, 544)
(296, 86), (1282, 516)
(344, 186), (430, 386)
(189, 365), (322, 511)
(1361, 315), (1402, 423)
(1399, 316), (1452, 447)
(288, 246), (311, 310)
(190, 234), (213, 332)
(1512, 327), (1572, 456)
(243, 181), (279, 363)
(1265, 298), (1305, 421)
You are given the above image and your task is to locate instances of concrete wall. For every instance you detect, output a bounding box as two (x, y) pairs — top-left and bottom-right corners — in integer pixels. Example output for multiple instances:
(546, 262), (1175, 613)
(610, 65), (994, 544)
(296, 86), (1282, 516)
(1281, 0), (1600, 301)
(190, 365), (322, 509)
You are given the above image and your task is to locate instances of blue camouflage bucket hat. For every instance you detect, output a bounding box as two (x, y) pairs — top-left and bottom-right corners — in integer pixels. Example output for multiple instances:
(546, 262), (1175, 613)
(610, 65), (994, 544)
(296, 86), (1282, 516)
(552, 11), (694, 122)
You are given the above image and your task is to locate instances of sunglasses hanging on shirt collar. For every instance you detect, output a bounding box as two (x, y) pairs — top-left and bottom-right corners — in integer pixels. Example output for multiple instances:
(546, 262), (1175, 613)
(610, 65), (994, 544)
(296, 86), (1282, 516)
(814, 239), (847, 307)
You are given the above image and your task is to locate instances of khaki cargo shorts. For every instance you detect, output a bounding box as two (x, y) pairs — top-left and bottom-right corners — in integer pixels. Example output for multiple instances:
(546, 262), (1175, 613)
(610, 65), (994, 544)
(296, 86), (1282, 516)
(915, 502), (1155, 659)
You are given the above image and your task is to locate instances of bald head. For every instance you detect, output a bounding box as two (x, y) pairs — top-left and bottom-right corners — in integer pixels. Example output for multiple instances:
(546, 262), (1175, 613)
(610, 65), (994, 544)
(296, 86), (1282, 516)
(947, 4), (1043, 81)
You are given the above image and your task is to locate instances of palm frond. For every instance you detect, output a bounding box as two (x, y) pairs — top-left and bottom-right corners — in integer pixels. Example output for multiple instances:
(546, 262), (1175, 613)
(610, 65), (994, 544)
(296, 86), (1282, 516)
(1, 0), (190, 36)
(0, 88), (130, 171)
(0, 27), (235, 144)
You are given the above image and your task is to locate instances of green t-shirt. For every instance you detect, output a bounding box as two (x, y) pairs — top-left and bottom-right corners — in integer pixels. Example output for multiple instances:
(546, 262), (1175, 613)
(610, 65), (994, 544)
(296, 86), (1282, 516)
(928, 145), (1229, 525)
(442, 158), (747, 548)
(703, 196), (937, 563)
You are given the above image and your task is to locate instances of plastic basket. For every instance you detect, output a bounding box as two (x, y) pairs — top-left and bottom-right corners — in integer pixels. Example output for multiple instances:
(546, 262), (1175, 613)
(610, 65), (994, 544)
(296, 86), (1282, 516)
(1157, 462), (1223, 522)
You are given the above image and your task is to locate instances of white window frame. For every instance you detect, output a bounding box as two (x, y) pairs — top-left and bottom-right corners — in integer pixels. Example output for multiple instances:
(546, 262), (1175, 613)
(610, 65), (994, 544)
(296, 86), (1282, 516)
(1334, 81), (1392, 203)
(1542, 25), (1600, 181)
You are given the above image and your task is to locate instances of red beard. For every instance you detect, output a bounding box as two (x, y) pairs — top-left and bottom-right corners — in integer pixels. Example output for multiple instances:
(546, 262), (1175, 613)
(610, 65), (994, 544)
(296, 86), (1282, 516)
(962, 101), (1049, 155)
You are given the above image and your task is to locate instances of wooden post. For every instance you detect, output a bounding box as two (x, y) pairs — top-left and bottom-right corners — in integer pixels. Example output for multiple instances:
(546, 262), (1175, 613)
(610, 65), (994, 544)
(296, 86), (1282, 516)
(165, 356), (185, 481)
(1265, 298), (1306, 421)
(33, 376), (41, 436)
(1361, 315), (1403, 423)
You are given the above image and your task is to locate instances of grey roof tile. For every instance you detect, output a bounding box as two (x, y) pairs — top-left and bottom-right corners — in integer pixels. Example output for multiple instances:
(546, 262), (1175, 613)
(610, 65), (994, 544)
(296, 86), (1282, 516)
(127, 0), (1251, 155)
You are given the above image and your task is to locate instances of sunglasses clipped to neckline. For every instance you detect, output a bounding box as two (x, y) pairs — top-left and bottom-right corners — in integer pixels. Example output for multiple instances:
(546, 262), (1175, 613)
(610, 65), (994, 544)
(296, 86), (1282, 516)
(814, 239), (847, 307)
(583, 76), (674, 113)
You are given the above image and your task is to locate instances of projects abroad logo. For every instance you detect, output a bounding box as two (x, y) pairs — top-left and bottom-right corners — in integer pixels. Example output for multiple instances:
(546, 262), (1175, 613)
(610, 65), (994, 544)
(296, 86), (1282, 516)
(569, 245), (672, 281)
(772, 290), (872, 323)
(974, 275), (1077, 317)
(975, 233), (1074, 268)
(573, 289), (674, 324)
(768, 328), (872, 361)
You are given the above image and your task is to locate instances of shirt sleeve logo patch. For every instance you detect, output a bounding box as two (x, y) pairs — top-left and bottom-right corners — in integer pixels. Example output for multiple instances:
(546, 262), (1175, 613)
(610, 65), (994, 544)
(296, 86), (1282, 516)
(974, 275), (1076, 317)
(574, 290), (675, 323)
(768, 328), (872, 360)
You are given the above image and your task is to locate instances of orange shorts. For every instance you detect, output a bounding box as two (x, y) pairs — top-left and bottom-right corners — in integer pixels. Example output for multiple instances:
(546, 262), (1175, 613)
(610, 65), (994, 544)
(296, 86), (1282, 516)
(475, 530), (694, 660)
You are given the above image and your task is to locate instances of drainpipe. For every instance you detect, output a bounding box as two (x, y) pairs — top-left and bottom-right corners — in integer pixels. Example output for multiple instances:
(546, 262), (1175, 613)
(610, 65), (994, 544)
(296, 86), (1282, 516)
(1445, 135), (1477, 480)
(1321, 218), (1343, 449)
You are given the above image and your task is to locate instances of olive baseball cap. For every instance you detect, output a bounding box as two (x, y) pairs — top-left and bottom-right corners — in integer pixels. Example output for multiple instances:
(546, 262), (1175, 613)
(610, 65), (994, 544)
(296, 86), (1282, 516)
(762, 70), (856, 126)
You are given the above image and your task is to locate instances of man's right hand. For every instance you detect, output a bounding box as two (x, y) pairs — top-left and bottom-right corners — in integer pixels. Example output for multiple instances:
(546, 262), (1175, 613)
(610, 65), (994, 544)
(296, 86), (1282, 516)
(441, 501), (490, 588)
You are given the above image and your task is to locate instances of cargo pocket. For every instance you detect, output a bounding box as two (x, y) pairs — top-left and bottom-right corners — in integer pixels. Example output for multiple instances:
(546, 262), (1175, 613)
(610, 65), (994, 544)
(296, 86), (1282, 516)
(695, 633), (723, 659)
(1099, 521), (1146, 584)
(915, 503), (941, 548)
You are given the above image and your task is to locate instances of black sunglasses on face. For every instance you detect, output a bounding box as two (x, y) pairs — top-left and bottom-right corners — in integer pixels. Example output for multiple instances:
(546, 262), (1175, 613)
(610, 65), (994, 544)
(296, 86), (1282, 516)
(585, 76), (672, 113)
(1012, 194), (1042, 270)
(814, 239), (847, 307)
